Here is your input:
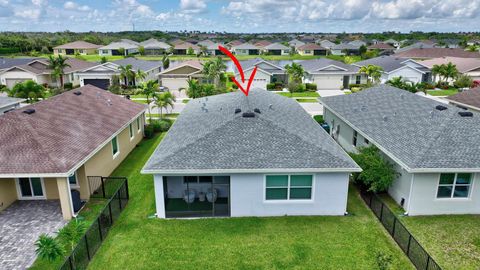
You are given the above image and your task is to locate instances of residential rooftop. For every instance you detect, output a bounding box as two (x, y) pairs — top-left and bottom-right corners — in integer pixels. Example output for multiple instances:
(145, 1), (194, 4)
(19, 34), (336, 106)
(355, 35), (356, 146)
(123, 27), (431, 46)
(354, 56), (428, 73)
(53, 41), (102, 50)
(0, 85), (146, 177)
(0, 96), (24, 109)
(143, 89), (360, 174)
(447, 87), (480, 111)
(0, 58), (39, 70)
(299, 58), (359, 73)
(394, 48), (480, 59)
(418, 57), (480, 73)
(112, 58), (162, 72)
(321, 85), (480, 172)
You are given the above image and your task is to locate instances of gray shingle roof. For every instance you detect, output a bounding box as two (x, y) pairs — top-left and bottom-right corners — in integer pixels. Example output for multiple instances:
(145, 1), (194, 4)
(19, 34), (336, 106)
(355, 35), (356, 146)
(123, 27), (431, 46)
(112, 58), (162, 72)
(236, 59), (285, 75)
(143, 89), (360, 174)
(0, 96), (24, 109)
(354, 56), (424, 73)
(321, 85), (480, 172)
(0, 58), (38, 70)
(299, 59), (359, 74)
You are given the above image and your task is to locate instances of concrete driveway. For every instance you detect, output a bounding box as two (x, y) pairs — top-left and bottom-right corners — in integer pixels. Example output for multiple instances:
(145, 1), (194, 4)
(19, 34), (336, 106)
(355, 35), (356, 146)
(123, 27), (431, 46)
(317, 89), (346, 97)
(0, 201), (66, 270)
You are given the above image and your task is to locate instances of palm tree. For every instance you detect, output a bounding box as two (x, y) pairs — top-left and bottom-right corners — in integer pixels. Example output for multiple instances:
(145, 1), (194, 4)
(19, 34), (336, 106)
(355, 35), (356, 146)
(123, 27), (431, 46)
(10, 80), (45, 103)
(118, 64), (134, 86)
(202, 57), (227, 88)
(153, 91), (176, 118)
(57, 219), (86, 264)
(47, 55), (70, 88)
(284, 62), (305, 83)
(386, 76), (405, 88)
(358, 64), (384, 85)
(443, 62), (459, 82)
(162, 53), (170, 70)
(139, 80), (159, 121)
(35, 234), (64, 262)
(181, 78), (201, 99)
(431, 64), (444, 83)
(134, 69), (146, 86)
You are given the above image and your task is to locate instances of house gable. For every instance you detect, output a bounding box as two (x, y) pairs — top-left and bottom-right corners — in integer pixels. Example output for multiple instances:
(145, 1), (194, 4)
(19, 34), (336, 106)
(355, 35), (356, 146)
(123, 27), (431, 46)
(316, 65), (347, 72)
(162, 65), (201, 75)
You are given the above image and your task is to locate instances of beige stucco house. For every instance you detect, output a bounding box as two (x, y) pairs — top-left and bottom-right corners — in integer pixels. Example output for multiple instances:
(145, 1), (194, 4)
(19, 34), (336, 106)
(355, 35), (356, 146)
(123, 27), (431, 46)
(158, 60), (205, 90)
(0, 85), (146, 220)
(53, 41), (102, 56)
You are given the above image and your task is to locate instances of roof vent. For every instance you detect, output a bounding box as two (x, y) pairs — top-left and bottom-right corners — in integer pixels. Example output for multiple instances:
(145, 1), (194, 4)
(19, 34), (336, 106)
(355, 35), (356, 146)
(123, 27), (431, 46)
(361, 105), (367, 111)
(435, 105), (447, 111)
(242, 111), (255, 118)
(254, 108), (261, 114)
(73, 91), (82, 96)
(235, 108), (242, 114)
(268, 104), (273, 110)
(458, 111), (473, 117)
(383, 115), (388, 121)
(23, 108), (35, 115)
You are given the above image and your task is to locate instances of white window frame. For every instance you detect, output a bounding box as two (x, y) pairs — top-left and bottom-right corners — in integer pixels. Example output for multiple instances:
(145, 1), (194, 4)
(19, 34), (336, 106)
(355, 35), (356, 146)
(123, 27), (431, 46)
(15, 177), (46, 200)
(263, 174), (315, 203)
(68, 171), (80, 188)
(136, 117), (141, 133)
(111, 136), (120, 159)
(435, 173), (474, 200)
(129, 123), (134, 140)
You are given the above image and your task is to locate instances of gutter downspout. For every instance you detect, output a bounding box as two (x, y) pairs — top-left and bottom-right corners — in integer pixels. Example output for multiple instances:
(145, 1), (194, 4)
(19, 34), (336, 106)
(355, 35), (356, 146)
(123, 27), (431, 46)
(405, 173), (415, 216)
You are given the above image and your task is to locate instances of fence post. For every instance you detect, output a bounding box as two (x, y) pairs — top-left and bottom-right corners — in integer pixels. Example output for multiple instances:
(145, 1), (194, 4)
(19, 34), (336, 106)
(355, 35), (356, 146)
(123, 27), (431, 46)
(380, 203), (384, 220)
(391, 217), (397, 236)
(84, 235), (91, 261)
(108, 202), (113, 224)
(407, 235), (412, 256)
(426, 256), (430, 270)
(369, 194), (373, 207)
(125, 179), (129, 199)
(101, 177), (106, 198)
(97, 218), (103, 241)
(118, 189), (122, 210)
(69, 256), (73, 270)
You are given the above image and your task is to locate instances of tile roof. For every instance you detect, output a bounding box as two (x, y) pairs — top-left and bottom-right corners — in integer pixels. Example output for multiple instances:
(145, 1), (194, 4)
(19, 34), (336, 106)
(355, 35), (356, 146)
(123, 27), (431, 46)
(236, 59), (285, 75)
(0, 85), (146, 176)
(418, 57), (480, 73)
(160, 60), (203, 75)
(142, 89), (360, 173)
(53, 41), (102, 50)
(321, 85), (480, 171)
(299, 58), (359, 73)
(447, 87), (480, 110)
(394, 48), (480, 59)
(112, 58), (162, 72)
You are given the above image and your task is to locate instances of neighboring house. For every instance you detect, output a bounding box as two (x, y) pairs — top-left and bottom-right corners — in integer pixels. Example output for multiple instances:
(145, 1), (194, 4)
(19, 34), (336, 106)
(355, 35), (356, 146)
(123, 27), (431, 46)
(322, 85), (480, 215)
(297, 43), (327, 56)
(76, 58), (162, 89)
(232, 43), (260, 55)
(254, 40), (272, 48)
(204, 42), (225, 56)
(98, 40), (139, 56)
(0, 57), (39, 73)
(197, 40), (215, 48)
(234, 58), (287, 89)
(330, 43), (361, 56)
(318, 40), (336, 50)
(53, 41), (102, 56)
(348, 40), (367, 47)
(173, 42), (200, 55)
(0, 85), (146, 220)
(394, 48), (480, 59)
(142, 89), (360, 218)
(0, 58), (97, 88)
(395, 42), (436, 53)
(353, 56), (431, 83)
(446, 87), (480, 112)
(158, 60), (204, 90)
(288, 39), (305, 49)
(140, 38), (171, 55)
(0, 96), (24, 114)
(263, 43), (290, 55)
(384, 39), (400, 48)
(367, 43), (395, 55)
(418, 57), (480, 82)
(300, 58), (367, 90)
(226, 40), (244, 49)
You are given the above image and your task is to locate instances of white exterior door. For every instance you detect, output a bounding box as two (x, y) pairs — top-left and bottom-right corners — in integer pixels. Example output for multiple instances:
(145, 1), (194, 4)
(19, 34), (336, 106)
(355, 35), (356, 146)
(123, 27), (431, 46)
(314, 75), (343, 90)
(161, 78), (188, 91)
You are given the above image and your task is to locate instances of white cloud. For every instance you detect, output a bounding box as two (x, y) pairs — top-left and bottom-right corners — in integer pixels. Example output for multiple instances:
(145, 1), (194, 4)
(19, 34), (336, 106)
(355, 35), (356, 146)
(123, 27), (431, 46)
(180, 0), (207, 13)
(64, 1), (90, 11)
(31, 0), (46, 6)
(14, 9), (41, 19)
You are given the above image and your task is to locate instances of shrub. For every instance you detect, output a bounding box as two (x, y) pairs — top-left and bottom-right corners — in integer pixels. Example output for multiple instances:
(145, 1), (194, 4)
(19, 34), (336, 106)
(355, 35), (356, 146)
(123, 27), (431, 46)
(305, 83), (317, 91)
(436, 81), (450, 90)
(150, 119), (171, 132)
(0, 84), (7, 92)
(348, 83), (368, 89)
(231, 83), (238, 89)
(313, 115), (324, 124)
(349, 146), (398, 193)
(473, 80), (480, 88)
(296, 83), (306, 92)
(423, 82), (435, 89)
(144, 125), (154, 138)
(266, 83), (276, 90)
(108, 84), (122, 95)
(63, 82), (73, 90)
(375, 251), (393, 270)
(454, 74), (473, 89)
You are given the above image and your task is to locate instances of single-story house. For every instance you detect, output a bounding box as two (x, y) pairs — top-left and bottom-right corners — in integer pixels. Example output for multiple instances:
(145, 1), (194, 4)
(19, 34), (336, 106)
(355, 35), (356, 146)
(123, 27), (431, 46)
(321, 85), (480, 215)
(348, 40), (367, 47)
(0, 57), (39, 73)
(98, 40), (139, 56)
(0, 85), (146, 220)
(226, 40), (244, 49)
(447, 87), (480, 112)
(204, 43), (225, 56)
(76, 58), (162, 89)
(234, 58), (287, 89)
(317, 40), (336, 50)
(288, 39), (305, 49)
(0, 58), (97, 88)
(253, 40), (272, 49)
(299, 58), (367, 90)
(353, 56), (431, 83)
(142, 89), (361, 218)
(384, 39), (400, 48)
(53, 41), (102, 56)
(173, 42), (200, 55)
(395, 42), (436, 53)
(418, 57), (480, 82)
(0, 96), (24, 114)
(297, 43), (327, 56)
(367, 43), (395, 55)
(197, 40), (215, 48)
(394, 48), (480, 59)
(158, 60), (204, 90)
(330, 43), (361, 56)
(263, 43), (290, 55)
(140, 38), (171, 55)
(232, 43), (260, 56)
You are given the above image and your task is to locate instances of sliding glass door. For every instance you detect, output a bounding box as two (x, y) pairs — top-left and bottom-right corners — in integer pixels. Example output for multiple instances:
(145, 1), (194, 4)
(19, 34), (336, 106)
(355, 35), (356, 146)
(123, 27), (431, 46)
(17, 178), (45, 199)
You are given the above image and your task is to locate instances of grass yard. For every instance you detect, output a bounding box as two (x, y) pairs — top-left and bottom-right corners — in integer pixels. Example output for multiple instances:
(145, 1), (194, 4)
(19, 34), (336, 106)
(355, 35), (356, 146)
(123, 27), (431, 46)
(295, 98), (319, 103)
(427, 89), (459, 96)
(379, 194), (480, 270)
(133, 99), (150, 104)
(86, 133), (412, 270)
(146, 113), (179, 118)
(277, 92), (320, 98)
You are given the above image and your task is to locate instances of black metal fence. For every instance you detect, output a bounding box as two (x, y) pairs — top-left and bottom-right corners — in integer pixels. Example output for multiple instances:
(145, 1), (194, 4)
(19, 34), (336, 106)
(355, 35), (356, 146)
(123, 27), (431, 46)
(88, 176), (128, 199)
(360, 191), (441, 270)
(59, 178), (129, 270)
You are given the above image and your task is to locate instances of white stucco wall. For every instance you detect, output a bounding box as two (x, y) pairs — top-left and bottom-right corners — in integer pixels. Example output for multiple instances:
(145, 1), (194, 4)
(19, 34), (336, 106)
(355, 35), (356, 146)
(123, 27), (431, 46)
(385, 67), (424, 83)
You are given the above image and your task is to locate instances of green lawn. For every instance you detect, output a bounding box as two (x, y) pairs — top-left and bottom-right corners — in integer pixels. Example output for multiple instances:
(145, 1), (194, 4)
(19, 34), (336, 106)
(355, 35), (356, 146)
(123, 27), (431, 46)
(133, 99), (150, 104)
(427, 89), (459, 96)
(378, 194), (480, 270)
(295, 98), (319, 103)
(146, 113), (179, 118)
(277, 92), (320, 98)
(86, 133), (412, 269)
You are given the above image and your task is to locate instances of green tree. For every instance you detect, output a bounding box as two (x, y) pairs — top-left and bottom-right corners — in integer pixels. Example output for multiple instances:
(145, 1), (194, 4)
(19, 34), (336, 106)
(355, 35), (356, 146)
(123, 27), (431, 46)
(284, 62), (305, 84)
(443, 62), (459, 82)
(162, 53), (170, 70)
(9, 80), (45, 103)
(117, 47), (125, 56)
(47, 55), (71, 88)
(466, 45), (479, 52)
(187, 47), (194, 55)
(431, 64), (444, 83)
(202, 57), (227, 88)
(118, 64), (134, 85)
(134, 69), (146, 86)
(386, 76), (405, 89)
(454, 74), (473, 88)
(199, 45), (208, 56)
(349, 146), (398, 193)
(153, 91), (176, 118)
(358, 64), (384, 85)
(100, 56), (108, 64)
(138, 80), (158, 121)
(359, 44), (367, 55)
(58, 219), (86, 263)
(35, 234), (64, 262)
(138, 46), (145, 55)
(182, 78), (201, 99)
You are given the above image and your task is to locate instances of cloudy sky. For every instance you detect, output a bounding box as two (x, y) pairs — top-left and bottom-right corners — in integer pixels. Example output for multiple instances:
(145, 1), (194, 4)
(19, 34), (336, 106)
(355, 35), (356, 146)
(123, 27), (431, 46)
(0, 0), (479, 32)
